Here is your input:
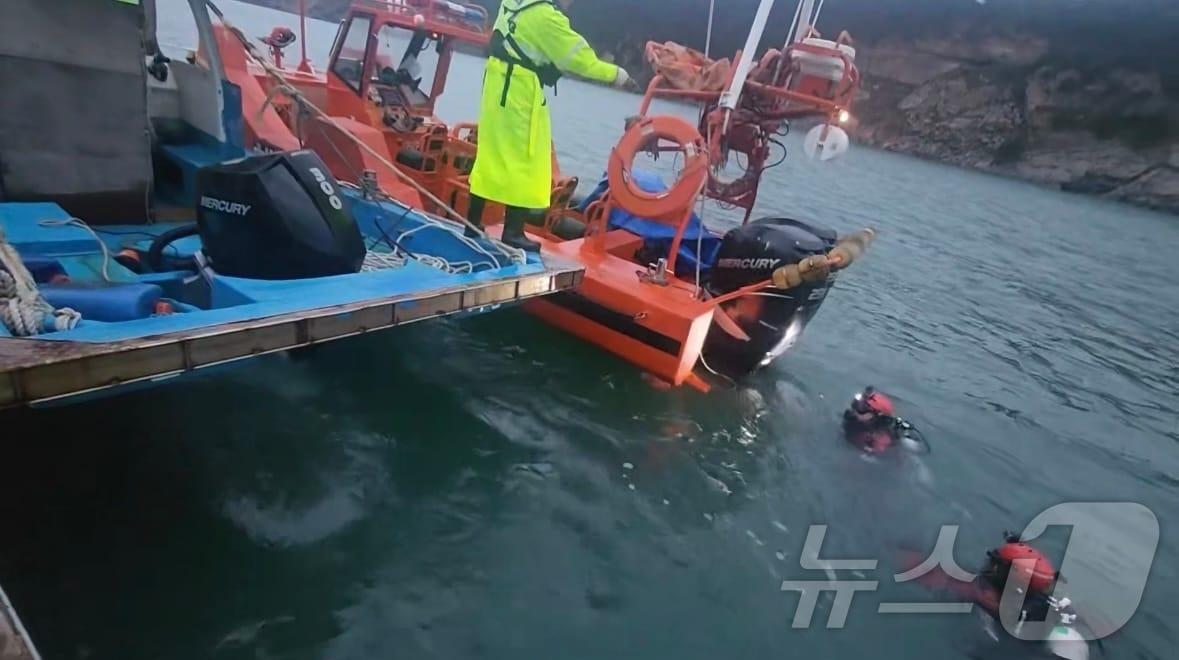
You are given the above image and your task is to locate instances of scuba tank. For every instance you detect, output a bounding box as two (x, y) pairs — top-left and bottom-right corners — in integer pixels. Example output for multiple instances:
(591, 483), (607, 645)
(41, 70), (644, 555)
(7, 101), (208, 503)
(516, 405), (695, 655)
(1046, 620), (1090, 660)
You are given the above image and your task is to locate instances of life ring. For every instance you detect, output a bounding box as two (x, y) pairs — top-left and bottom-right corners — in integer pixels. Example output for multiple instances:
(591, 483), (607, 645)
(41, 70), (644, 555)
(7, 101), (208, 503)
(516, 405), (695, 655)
(606, 115), (708, 219)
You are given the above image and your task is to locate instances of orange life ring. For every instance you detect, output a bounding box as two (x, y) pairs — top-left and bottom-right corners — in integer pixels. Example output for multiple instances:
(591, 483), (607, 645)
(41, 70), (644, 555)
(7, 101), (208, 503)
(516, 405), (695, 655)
(606, 115), (708, 219)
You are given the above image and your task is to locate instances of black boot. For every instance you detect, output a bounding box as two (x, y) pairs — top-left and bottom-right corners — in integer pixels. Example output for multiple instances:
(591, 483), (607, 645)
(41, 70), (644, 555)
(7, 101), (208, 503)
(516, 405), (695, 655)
(501, 206), (541, 253)
(464, 194), (485, 239)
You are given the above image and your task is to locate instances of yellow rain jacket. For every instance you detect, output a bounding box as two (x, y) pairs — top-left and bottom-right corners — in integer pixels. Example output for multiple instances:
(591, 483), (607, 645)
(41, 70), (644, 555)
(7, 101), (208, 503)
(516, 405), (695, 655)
(468, 0), (619, 210)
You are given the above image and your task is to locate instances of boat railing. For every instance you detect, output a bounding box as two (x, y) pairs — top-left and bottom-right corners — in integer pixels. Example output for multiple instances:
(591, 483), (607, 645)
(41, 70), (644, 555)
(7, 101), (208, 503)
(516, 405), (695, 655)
(353, 0), (491, 36)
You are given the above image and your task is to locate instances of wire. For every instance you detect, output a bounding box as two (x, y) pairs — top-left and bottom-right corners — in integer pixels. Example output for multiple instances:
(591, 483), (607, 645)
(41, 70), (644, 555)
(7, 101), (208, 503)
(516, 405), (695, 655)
(374, 214), (418, 259)
(766, 136), (789, 169)
(698, 350), (737, 387)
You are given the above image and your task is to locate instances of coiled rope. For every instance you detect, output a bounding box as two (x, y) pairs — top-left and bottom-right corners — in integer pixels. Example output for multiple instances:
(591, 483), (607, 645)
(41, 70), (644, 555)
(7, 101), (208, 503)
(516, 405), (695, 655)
(0, 229), (80, 336)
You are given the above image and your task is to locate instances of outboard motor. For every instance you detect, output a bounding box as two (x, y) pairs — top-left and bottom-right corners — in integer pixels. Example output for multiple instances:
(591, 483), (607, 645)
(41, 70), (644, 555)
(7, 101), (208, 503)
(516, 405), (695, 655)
(195, 150), (365, 279)
(702, 217), (837, 378)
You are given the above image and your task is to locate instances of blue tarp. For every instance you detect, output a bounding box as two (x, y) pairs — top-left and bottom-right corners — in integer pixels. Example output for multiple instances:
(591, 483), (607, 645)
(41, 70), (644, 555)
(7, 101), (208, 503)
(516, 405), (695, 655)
(578, 170), (722, 276)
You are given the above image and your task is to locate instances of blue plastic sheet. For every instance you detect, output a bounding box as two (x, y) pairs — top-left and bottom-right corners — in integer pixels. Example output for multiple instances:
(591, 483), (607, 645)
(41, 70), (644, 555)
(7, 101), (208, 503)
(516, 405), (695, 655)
(578, 170), (722, 276)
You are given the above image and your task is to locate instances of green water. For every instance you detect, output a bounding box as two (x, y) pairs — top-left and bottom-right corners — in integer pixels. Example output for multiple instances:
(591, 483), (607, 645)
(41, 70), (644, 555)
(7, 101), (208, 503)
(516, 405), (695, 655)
(1, 2), (1177, 658)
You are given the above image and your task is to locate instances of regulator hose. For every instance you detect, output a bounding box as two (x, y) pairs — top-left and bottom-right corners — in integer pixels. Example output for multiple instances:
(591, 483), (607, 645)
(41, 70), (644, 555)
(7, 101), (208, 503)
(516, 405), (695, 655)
(147, 224), (200, 273)
(894, 417), (931, 455)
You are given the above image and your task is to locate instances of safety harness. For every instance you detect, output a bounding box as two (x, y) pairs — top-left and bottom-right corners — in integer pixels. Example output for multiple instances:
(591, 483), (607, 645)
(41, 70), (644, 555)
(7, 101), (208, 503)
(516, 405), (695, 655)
(490, 0), (563, 105)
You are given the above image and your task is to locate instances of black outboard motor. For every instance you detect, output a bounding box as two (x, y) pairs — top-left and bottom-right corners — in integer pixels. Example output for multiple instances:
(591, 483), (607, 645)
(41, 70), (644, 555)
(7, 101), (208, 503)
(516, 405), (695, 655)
(702, 217), (838, 379)
(195, 150), (365, 279)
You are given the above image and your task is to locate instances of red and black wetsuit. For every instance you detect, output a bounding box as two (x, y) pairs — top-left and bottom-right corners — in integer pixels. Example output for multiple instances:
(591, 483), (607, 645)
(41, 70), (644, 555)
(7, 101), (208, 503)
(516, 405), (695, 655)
(842, 411), (898, 454)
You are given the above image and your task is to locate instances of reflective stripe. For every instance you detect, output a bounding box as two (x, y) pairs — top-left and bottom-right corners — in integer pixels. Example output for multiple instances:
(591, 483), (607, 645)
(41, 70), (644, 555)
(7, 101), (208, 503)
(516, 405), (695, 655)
(514, 39), (547, 65)
(555, 39), (588, 71)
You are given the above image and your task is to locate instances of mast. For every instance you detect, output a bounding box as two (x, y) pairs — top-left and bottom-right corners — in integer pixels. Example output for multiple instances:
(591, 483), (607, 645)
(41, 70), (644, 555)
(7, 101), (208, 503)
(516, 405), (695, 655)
(719, 0), (776, 113)
(297, 0), (313, 72)
(704, 0), (716, 58)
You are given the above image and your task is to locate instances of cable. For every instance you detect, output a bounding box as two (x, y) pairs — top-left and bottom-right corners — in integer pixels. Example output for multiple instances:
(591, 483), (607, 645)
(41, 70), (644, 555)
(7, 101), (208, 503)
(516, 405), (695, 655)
(766, 136), (789, 169)
(698, 350), (737, 387)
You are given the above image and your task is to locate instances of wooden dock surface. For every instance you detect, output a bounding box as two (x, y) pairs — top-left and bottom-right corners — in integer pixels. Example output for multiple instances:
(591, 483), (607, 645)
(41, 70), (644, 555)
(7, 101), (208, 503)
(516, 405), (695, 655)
(1, 265), (581, 408)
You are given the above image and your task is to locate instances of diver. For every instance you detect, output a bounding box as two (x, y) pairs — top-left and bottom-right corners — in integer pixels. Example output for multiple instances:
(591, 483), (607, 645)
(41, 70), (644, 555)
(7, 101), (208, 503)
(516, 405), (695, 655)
(975, 532), (1061, 619)
(899, 532), (1089, 660)
(977, 534), (1090, 660)
(841, 386), (927, 454)
(466, 0), (634, 252)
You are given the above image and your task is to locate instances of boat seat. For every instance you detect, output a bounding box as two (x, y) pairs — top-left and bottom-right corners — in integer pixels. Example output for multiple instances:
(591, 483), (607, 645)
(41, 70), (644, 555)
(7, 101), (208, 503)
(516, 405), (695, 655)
(158, 141), (234, 206)
(396, 146), (426, 169)
(41, 282), (163, 322)
(396, 147), (437, 173)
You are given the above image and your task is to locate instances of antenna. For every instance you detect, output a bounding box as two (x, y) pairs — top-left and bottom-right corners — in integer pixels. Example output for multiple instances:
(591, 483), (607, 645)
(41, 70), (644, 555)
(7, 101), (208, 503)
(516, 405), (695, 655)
(297, 0), (313, 73)
(705, 0), (716, 58)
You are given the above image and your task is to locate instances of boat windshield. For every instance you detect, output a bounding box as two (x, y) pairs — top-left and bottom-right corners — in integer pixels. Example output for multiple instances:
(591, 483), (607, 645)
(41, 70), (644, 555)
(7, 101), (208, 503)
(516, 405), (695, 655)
(371, 24), (439, 109)
(332, 13), (372, 93)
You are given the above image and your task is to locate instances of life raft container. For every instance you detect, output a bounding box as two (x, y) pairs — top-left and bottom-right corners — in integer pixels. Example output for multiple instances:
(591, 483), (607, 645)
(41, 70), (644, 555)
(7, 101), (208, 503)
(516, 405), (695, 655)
(790, 37), (856, 99)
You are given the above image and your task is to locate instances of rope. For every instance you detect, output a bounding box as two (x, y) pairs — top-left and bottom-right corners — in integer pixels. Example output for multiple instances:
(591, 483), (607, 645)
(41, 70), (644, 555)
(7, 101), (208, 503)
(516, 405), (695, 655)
(361, 250), (407, 271)
(0, 229), (80, 336)
(37, 217), (115, 282)
(340, 179), (508, 274)
(203, 0), (526, 266)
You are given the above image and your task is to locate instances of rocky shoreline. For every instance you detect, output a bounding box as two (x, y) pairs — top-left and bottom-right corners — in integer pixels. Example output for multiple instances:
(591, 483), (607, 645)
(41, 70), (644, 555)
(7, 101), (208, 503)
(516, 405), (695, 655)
(851, 36), (1178, 214)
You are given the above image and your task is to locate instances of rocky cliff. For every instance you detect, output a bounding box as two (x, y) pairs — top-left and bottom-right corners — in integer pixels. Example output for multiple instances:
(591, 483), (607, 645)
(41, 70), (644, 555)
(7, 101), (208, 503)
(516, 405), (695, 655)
(852, 33), (1178, 212)
(234, 0), (1179, 213)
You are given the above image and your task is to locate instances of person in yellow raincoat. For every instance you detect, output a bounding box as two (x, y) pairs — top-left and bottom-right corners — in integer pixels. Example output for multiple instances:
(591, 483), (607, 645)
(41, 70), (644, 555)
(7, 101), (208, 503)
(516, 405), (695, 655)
(467, 0), (633, 251)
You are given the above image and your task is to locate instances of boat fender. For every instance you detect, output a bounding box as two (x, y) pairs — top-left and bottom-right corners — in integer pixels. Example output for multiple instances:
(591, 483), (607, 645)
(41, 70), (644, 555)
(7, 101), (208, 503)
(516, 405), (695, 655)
(770, 255), (827, 290)
(827, 228), (875, 268)
(772, 263), (803, 289)
(607, 115), (708, 218)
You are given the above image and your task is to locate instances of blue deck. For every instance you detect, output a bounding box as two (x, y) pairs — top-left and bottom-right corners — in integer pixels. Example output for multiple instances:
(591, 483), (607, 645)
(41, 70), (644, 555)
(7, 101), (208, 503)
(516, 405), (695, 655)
(0, 192), (546, 343)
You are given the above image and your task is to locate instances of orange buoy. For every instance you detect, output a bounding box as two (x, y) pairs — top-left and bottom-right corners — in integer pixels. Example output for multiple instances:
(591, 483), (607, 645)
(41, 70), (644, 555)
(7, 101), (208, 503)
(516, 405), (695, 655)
(606, 115), (708, 219)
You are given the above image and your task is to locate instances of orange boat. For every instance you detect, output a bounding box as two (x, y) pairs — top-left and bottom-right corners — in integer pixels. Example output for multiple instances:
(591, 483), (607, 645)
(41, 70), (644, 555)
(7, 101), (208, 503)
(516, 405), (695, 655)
(210, 0), (874, 391)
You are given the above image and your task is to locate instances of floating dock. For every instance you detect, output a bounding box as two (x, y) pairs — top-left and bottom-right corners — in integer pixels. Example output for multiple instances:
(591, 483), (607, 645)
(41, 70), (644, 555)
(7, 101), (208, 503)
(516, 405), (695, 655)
(0, 262), (580, 409)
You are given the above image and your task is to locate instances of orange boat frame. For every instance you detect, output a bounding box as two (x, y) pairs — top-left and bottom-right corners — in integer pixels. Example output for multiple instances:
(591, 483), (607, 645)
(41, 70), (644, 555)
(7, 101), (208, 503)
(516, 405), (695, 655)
(210, 0), (871, 390)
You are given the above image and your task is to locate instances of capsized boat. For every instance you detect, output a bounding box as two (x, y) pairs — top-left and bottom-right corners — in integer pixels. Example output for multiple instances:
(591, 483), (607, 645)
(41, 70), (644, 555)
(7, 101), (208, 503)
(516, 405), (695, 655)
(219, 0), (874, 391)
(0, 0), (580, 409)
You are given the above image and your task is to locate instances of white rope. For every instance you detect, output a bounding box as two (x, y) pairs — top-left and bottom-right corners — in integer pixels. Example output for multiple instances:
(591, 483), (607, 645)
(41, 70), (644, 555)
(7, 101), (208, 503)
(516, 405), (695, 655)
(395, 220), (497, 273)
(361, 250), (407, 271)
(0, 229), (81, 336)
(37, 217), (115, 282)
